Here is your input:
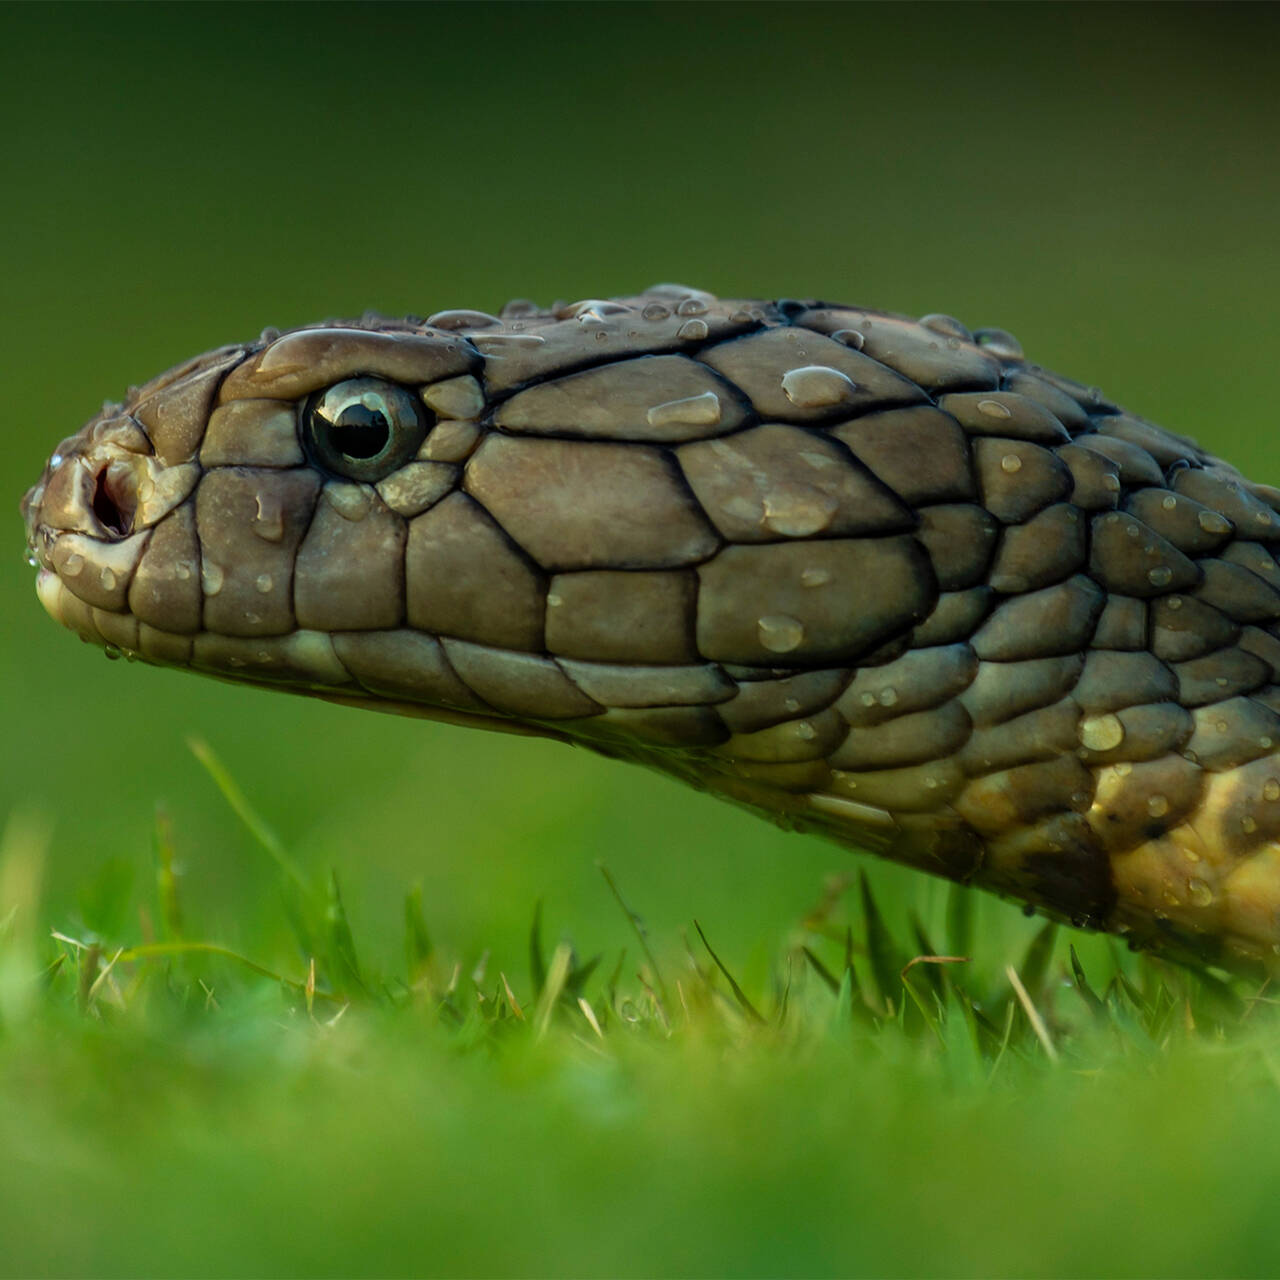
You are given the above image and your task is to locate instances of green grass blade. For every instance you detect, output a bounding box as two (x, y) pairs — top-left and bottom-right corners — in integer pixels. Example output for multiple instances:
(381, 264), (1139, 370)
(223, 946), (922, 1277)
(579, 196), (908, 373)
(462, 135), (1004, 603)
(945, 881), (974, 959)
(598, 862), (670, 1013)
(859, 872), (904, 1015)
(529, 899), (547, 997)
(187, 737), (312, 899)
(404, 884), (433, 983)
(1017, 922), (1058, 1004)
(325, 870), (366, 998)
(1069, 945), (1108, 1021)
(693, 920), (764, 1024)
(152, 806), (182, 942)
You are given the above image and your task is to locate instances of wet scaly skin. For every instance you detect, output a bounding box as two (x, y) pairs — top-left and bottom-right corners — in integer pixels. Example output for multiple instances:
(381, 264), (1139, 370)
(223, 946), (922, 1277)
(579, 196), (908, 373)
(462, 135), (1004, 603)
(22, 286), (1280, 972)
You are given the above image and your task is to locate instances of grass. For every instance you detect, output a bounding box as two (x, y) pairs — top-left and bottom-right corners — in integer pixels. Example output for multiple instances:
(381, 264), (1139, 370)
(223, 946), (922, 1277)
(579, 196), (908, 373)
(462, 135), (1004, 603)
(5, 744), (1280, 1278)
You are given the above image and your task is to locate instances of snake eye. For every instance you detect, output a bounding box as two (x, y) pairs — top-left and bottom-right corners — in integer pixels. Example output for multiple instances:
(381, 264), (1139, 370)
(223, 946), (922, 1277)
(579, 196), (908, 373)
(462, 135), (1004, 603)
(303, 377), (430, 481)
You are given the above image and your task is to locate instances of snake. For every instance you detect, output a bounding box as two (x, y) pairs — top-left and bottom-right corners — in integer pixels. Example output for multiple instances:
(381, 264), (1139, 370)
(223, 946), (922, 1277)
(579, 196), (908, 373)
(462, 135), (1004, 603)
(21, 284), (1280, 972)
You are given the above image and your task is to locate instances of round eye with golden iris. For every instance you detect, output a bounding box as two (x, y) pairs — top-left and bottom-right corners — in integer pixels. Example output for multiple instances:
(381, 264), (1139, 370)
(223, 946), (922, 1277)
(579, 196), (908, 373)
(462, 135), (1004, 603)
(303, 377), (430, 481)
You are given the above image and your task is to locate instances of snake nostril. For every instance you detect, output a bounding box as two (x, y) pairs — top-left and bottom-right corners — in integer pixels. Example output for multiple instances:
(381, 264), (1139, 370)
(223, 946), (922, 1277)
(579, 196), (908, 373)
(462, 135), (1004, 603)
(91, 464), (136, 539)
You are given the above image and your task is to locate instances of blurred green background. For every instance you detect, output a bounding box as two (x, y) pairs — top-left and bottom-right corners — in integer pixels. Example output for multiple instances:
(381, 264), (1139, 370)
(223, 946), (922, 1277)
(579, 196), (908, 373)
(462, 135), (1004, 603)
(3, 2), (1280, 1275)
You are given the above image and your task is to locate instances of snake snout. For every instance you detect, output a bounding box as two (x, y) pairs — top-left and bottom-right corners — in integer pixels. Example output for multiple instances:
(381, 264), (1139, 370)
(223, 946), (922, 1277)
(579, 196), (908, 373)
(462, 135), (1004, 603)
(22, 409), (205, 652)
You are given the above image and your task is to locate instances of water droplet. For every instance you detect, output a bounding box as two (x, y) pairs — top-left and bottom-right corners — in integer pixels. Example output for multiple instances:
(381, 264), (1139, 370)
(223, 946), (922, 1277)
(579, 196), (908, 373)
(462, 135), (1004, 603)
(798, 450), (837, 472)
(1079, 713), (1125, 751)
(977, 398), (1012, 420)
(762, 486), (837, 537)
(1242, 815), (1259, 835)
(103, 645), (121, 661)
(1264, 778), (1280, 801)
(1258, 511), (1274, 527)
(780, 365), (856, 409)
(175, 563), (192, 581)
(1147, 794), (1170, 818)
(831, 328), (865, 350)
(49, 453), (64, 470)
(642, 302), (670, 321)
(100, 567), (117, 591)
(428, 308), (502, 331)
(859, 692), (877, 708)
(646, 391), (722, 429)
(783, 697), (801, 712)
(1103, 473), (1122, 492)
(973, 328), (1024, 361)
(800, 567), (831, 587)
(1114, 761), (1132, 777)
(757, 614), (805, 653)
(1166, 596), (1183, 610)
(255, 573), (273, 594)
(202, 561), (225, 596)
(1187, 878), (1214, 907)
(252, 494), (284, 542)
(1161, 494), (1177, 511)
(663, 317), (703, 343)
(878, 687), (899, 708)
(1147, 566), (1173, 587)
(472, 333), (546, 353)
(1263, 737), (1274, 749)
(796, 721), (817, 741)
(1000, 453), (1022, 474)
(546, 592), (563, 608)
(675, 297), (707, 317)
(62, 552), (85, 577)
(920, 314), (971, 340)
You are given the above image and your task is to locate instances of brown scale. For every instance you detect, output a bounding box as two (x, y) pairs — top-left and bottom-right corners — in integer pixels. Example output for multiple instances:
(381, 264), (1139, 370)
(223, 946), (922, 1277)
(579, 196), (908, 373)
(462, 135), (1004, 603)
(23, 286), (1280, 971)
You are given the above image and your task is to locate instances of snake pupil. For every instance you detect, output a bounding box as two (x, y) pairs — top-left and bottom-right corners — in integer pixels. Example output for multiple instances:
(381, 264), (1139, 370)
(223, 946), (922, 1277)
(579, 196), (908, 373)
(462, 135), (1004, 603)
(330, 405), (391, 459)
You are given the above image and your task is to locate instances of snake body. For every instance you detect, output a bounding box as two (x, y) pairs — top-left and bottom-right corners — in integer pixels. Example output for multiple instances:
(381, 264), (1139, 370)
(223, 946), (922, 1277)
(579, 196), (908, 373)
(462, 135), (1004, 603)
(23, 285), (1280, 969)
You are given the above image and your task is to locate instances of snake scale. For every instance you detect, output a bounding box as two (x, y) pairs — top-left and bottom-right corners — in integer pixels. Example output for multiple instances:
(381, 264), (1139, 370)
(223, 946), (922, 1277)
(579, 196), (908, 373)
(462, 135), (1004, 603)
(22, 284), (1280, 970)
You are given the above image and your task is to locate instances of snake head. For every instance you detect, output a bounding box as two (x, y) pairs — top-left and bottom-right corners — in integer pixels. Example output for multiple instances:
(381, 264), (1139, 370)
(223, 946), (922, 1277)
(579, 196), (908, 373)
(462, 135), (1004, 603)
(18, 293), (787, 743)
(19, 320), (508, 712)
